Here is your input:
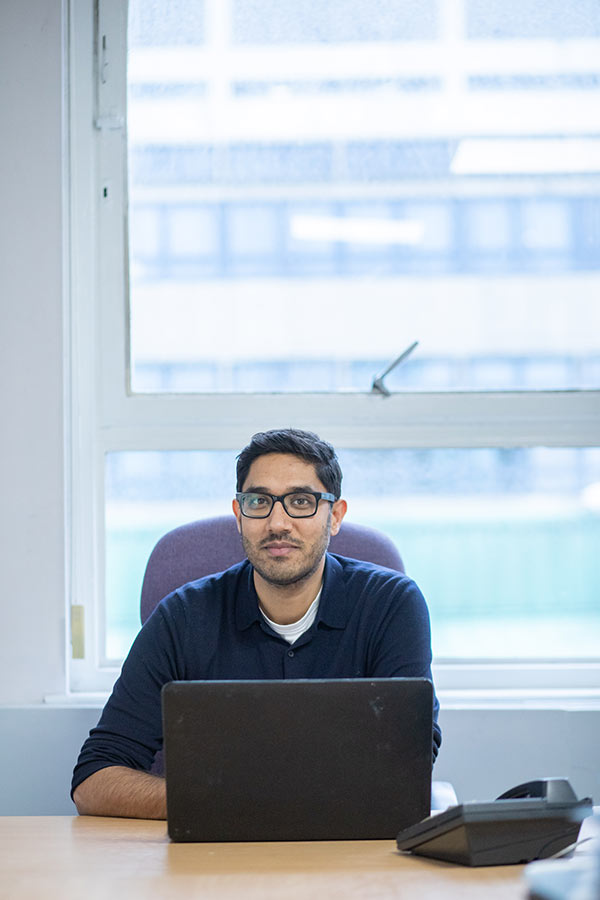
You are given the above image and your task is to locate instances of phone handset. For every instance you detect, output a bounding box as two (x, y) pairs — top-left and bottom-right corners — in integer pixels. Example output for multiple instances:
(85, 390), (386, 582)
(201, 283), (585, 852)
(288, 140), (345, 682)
(496, 778), (578, 803)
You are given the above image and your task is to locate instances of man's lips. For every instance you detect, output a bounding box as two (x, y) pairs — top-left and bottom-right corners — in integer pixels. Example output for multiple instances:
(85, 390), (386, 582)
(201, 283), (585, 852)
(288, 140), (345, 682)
(261, 541), (301, 557)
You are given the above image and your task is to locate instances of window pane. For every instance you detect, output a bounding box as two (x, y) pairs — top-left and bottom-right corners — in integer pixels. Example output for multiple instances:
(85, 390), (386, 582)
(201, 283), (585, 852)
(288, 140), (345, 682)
(168, 207), (218, 257)
(105, 448), (600, 661)
(129, 0), (205, 47)
(128, 1), (600, 392)
(466, 202), (511, 252)
(466, 0), (600, 39)
(232, 0), (438, 44)
(521, 201), (568, 251)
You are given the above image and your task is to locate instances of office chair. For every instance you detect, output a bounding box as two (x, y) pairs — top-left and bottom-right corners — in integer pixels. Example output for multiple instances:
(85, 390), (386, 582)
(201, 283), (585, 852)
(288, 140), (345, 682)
(140, 515), (404, 625)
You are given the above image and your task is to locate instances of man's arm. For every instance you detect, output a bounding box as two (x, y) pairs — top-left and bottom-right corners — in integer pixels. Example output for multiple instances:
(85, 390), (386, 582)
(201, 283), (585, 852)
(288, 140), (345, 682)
(366, 572), (442, 759)
(71, 598), (187, 817)
(72, 766), (167, 819)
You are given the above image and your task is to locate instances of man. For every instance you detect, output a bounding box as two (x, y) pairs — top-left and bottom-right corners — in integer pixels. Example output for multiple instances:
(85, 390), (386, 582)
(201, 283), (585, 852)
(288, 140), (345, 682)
(72, 428), (441, 818)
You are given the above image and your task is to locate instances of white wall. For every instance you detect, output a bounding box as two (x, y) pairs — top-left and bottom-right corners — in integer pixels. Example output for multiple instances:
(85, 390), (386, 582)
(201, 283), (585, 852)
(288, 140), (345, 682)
(0, 0), (66, 704)
(1, 704), (598, 815)
(0, 0), (598, 817)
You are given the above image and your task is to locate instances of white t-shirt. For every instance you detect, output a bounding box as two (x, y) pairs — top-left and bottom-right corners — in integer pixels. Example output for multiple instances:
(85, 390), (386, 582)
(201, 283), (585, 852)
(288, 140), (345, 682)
(259, 588), (322, 644)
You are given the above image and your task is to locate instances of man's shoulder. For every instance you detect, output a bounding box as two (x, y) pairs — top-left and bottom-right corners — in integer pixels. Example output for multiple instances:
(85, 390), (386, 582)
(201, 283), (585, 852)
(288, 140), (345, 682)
(327, 551), (405, 577)
(326, 552), (411, 588)
(163, 558), (251, 605)
(321, 553), (425, 626)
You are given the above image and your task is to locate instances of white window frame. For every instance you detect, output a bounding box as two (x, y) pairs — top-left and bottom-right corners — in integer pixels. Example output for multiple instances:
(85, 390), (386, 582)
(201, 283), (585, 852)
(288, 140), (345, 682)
(66, 0), (600, 699)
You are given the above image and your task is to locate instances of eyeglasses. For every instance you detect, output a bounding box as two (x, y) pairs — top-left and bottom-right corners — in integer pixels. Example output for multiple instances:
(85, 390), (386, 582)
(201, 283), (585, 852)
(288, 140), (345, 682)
(236, 491), (336, 518)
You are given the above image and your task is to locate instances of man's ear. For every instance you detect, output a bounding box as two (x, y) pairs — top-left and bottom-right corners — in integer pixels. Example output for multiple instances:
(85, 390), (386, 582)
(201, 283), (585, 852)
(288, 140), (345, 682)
(329, 499), (347, 536)
(232, 498), (242, 534)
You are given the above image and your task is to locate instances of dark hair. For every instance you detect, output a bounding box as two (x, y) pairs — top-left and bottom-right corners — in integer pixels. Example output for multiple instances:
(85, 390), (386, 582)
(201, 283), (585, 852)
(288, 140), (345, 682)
(236, 428), (343, 498)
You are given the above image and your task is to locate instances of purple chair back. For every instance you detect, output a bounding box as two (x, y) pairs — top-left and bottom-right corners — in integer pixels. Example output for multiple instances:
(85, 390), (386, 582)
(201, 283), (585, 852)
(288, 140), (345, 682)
(140, 515), (404, 625)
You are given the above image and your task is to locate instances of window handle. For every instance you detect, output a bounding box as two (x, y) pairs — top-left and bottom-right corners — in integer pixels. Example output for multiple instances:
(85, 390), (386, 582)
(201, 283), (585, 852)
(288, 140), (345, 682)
(371, 341), (419, 397)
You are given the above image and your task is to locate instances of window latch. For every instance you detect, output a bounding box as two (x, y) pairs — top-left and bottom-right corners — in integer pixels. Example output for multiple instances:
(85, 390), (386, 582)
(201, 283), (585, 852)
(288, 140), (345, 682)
(371, 341), (419, 396)
(94, 115), (125, 132)
(71, 605), (85, 659)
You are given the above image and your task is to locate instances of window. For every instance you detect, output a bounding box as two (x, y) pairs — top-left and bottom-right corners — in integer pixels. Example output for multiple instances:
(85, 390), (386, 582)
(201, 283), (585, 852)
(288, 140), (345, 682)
(68, 0), (600, 695)
(105, 447), (600, 663)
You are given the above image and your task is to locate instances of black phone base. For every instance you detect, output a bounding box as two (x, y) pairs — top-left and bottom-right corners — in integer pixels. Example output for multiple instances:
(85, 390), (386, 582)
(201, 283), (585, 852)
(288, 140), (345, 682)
(396, 778), (593, 867)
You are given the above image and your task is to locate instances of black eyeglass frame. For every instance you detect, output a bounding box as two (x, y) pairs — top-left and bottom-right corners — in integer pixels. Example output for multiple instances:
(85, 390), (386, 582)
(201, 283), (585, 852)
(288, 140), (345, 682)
(235, 491), (336, 518)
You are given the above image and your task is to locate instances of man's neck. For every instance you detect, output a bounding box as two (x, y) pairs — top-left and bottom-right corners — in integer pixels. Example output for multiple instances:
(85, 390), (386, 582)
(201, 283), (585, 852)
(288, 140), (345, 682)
(253, 561), (325, 625)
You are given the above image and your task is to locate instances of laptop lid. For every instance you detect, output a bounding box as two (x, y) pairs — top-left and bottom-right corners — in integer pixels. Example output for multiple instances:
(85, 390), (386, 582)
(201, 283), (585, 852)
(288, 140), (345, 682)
(162, 677), (433, 842)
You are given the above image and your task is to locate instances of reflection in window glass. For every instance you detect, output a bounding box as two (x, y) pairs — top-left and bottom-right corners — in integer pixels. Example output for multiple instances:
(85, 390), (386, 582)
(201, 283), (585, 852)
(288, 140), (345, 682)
(167, 207), (215, 256)
(232, 0), (438, 44)
(466, 202), (511, 252)
(403, 202), (452, 253)
(105, 448), (600, 661)
(469, 73), (600, 91)
(287, 203), (336, 258)
(521, 201), (568, 251)
(127, 1), (600, 392)
(339, 202), (397, 258)
(129, 206), (161, 259)
(466, 0), (600, 40)
(227, 205), (279, 257)
(129, 0), (205, 46)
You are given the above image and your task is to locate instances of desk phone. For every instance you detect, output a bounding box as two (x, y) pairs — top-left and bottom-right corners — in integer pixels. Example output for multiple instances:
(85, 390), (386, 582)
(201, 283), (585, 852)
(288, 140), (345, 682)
(396, 778), (593, 867)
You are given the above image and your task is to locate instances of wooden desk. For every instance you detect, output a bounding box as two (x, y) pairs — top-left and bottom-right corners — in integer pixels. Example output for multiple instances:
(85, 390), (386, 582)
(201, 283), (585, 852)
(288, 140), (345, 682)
(0, 816), (527, 900)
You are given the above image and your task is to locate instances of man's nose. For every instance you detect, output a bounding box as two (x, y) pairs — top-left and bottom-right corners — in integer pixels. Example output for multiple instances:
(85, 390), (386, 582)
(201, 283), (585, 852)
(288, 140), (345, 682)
(268, 498), (291, 528)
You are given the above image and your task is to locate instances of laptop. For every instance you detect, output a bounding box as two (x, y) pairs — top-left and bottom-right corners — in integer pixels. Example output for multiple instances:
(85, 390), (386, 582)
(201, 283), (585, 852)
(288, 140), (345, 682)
(162, 677), (433, 842)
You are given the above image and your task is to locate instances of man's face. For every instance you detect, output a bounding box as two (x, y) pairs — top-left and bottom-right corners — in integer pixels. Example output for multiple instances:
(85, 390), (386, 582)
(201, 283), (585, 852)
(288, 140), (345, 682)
(232, 453), (346, 588)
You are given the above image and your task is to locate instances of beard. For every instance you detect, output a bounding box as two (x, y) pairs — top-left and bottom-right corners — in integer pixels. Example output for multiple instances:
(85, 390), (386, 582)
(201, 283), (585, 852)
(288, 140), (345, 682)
(241, 512), (332, 587)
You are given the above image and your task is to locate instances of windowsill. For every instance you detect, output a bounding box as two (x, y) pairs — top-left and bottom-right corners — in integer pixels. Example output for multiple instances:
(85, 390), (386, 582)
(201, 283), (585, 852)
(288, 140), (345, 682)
(433, 661), (600, 693)
(438, 688), (600, 710)
(44, 687), (600, 711)
(44, 693), (109, 708)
